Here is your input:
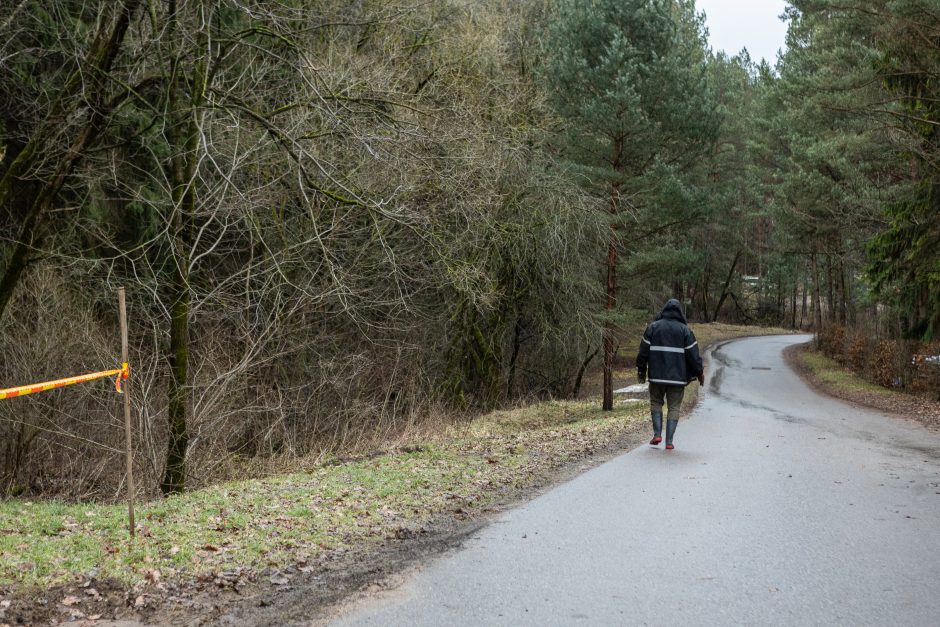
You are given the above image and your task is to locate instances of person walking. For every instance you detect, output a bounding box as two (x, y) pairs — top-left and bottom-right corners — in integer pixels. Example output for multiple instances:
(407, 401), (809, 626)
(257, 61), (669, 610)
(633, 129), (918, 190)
(635, 299), (704, 450)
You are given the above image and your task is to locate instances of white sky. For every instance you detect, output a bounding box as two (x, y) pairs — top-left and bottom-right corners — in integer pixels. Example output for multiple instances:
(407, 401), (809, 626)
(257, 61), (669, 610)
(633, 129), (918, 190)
(696, 0), (790, 64)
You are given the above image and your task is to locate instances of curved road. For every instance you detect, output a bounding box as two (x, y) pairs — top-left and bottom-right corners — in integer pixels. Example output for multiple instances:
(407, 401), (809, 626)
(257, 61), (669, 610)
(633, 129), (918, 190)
(334, 335), (940, 626)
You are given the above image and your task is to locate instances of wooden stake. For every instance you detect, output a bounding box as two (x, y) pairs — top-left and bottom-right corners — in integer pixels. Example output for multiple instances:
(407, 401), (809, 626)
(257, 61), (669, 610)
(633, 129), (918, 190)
(118, 287), (136, 538)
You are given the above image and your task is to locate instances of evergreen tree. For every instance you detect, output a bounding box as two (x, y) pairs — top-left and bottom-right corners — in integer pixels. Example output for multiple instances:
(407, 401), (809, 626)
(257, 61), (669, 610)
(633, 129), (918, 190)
(861, 1), (940, 339)
(539, 0), (716, 410)
(761, 1), (890, 331)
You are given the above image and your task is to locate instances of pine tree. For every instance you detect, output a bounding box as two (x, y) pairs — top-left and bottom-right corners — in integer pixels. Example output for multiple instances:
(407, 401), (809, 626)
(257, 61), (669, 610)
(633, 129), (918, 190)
(539, 0), (716, 409)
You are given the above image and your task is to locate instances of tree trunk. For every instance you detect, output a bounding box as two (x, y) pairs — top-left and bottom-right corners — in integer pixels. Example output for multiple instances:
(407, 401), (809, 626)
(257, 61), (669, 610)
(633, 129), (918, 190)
(838, 256), (849, 324)
(812, 251), (823, 335)
(791, 275), (798, 330)
(162, 277), (190, 494)
(602, 178), (620, 412)
(826, 253), (835, 324)
(161, 0), (209, 494)
(712, 250), (741, 322)
(701, 269), (710, 321)
(602, 231), (617, 411)
(572, 346), (599, 399)
(801, 267), (808, 329)
(506, 317), (523, 399)
(0, 0), (140, 319)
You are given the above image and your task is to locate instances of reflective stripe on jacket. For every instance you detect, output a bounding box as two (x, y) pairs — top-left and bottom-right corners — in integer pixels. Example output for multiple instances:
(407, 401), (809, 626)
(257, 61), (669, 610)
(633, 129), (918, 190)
(635, 299), (703, 386)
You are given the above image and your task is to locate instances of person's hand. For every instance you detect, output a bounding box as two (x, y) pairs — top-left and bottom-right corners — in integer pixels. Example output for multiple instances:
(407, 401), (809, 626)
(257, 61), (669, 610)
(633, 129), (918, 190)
(697, 372), (705, 386)
(638, 372), (646, 384)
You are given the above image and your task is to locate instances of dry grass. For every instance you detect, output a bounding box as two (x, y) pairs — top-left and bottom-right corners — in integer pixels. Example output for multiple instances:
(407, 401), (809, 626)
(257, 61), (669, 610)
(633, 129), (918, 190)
(0, 400), (646, 595)
(797, 349), (899, 399)
(786, 344), (940, 431)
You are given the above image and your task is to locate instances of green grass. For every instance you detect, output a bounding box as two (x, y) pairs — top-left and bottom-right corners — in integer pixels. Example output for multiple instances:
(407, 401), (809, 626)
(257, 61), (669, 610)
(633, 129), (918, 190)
(798, 349), (899, 399)
(0, 400), (646, 589)
(2, 323), (786, 592)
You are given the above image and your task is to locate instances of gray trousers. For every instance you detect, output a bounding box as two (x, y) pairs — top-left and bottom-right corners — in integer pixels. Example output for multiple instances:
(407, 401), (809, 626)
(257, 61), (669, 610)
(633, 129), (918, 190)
(649, 383), (685, 421)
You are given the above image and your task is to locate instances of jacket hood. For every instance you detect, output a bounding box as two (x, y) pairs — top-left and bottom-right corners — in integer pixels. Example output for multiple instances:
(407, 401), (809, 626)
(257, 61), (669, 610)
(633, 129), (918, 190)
(656, 299), (688, 324)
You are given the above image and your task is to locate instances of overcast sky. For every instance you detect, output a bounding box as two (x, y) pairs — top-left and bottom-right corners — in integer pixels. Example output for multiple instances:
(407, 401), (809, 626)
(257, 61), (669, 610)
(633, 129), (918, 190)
(696, 0), (790, 64)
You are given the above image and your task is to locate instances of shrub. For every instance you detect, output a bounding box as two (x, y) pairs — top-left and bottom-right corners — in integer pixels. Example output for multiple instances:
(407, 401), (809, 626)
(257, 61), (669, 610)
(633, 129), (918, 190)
(818, 325), (847, 362)
(870, 340), (900, 388)
(909, 341), (940, 400)
(847, 332), (869, 372)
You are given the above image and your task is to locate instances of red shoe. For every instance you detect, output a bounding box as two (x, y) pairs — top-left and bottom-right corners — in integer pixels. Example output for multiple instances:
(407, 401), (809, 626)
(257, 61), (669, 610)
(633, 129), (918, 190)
(665, 443), (674, 450)
(650, 436), (662, 445)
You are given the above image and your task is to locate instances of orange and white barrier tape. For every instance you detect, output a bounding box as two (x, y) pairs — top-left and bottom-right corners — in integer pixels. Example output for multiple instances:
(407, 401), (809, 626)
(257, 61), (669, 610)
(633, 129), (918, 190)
(0, 362), (129, 400)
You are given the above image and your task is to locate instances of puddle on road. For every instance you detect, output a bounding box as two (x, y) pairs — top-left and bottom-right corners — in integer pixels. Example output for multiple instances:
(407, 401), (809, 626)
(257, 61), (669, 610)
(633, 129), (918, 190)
(709, 366), (725, 394)
(893, 441), (940, 462)
(710, 346), (743, 369)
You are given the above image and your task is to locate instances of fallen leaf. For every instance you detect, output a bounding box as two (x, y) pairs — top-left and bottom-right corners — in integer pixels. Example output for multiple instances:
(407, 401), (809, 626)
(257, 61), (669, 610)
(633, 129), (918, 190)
(201, 544), (219, 552)
(134, 595), (146, 608)
(169, 546), (180, 556)
(270, 574), (290, 585)
(61, 595), (81, 606)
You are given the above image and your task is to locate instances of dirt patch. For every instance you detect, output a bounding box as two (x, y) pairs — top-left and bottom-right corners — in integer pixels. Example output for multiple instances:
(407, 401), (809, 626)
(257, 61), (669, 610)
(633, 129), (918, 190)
(783, 343), (940, 431)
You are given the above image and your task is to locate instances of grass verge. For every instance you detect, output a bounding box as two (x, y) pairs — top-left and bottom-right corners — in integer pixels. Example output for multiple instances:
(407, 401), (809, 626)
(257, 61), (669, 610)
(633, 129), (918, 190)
(0, 401), (646, 623)
(784, 343), (940, 431)
(0, 322), (793, 624)
(794, 348), (898, 398)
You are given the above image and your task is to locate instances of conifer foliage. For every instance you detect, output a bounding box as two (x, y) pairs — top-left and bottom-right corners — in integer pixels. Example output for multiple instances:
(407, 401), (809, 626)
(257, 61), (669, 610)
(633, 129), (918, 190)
(539, 0), (716, 410)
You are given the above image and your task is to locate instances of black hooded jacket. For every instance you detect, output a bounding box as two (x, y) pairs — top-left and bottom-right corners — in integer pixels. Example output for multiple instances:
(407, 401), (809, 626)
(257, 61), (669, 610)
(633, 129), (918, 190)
(635, 299), (703, 386)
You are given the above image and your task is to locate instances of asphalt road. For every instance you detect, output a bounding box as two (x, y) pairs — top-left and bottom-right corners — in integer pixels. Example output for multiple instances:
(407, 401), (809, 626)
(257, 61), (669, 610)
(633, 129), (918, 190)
(334, 335), (940, 626)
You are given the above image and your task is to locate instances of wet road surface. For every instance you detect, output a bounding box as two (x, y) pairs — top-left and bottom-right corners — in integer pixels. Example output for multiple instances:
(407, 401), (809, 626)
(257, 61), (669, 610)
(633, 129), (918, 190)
(334, 335), (940, 626)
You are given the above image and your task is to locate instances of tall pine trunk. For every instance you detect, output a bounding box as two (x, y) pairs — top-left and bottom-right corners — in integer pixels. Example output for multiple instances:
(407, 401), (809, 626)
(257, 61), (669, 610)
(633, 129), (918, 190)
(811, 251), (823, 335)
(838, 257), (849, 324)
(791, 274), (798, 329)
(602, 181), (620, 412)
(801, 261), (808, 329)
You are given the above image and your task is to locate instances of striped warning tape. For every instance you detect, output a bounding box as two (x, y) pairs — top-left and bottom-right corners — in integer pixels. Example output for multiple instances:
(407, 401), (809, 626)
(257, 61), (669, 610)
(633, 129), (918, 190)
(0, 363), (130, 400)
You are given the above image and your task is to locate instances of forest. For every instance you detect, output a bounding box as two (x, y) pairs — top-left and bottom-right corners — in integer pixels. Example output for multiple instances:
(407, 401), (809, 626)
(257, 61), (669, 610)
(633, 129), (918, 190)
(1, 0), (938, 500)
